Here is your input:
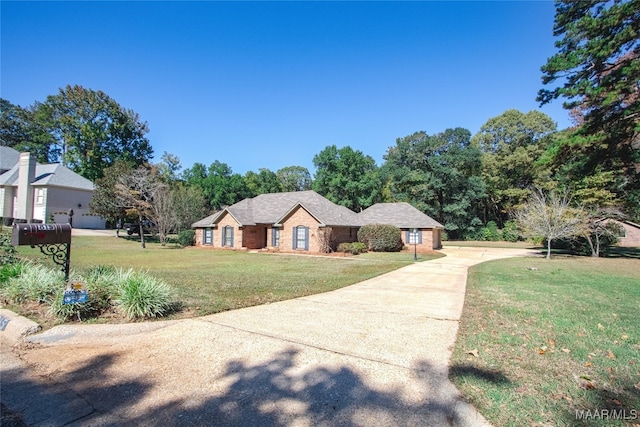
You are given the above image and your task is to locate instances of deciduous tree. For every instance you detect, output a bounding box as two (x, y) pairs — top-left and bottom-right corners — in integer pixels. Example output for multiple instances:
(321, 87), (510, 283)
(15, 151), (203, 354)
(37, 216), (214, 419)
(472, 110), (557, 225)
(90, 160), (135, 234)
(244, 168), (282, 196)
(171, 184), (208, 232)
(513, 188), (586, 259)
(182, 161), (250, 210)
(383, 128), (485, 239)
(276, 166), (313, 192)
(115, 167), (157, 248)
(36, 85), (153, 181)
(312, 145), (382, 212)
(0, 98), (55, 162)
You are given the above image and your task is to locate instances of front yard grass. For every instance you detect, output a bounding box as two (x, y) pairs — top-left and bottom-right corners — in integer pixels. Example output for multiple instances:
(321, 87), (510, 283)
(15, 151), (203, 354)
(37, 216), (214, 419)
(450, 256), (640, 426)
(10, 235), (440, 327)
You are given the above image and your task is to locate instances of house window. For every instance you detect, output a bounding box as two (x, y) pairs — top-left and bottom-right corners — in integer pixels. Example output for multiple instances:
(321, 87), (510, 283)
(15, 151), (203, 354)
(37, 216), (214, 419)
(222, 226), (234, 247)
(204, 228), (213, 246)
(35, 189), (44, 205)
(271, 228), (280, 247)
(292, 226), (309, 250)
(407, 229), (422, 244)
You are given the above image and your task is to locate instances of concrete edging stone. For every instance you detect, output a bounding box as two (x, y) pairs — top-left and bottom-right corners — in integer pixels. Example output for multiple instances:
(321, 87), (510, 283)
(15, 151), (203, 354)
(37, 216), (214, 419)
(0, 308), (41, 345)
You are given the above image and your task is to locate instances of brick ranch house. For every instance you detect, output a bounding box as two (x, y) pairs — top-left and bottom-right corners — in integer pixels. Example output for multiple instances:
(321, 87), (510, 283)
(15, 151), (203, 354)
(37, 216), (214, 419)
(192, 190), (443, 253)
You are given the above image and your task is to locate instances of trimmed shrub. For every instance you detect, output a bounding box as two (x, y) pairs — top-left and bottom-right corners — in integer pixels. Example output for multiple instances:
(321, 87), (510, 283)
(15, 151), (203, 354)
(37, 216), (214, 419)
(358, 224), (403, 252)
(116, 269), (174, 319)
(178, 229), (196, 247)
(3, 262), (65, 304)
(337, 242), (368, 255)
(502, 220), (520, 242)
(481, 221), (501, 241)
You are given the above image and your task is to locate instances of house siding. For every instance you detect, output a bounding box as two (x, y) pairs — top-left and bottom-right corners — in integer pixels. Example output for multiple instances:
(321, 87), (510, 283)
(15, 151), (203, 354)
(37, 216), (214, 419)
(45, 187), (103, 228)
(280, 206), (321, 252)
(401, 228), (441, 251)
(325, 226), (358, 252)
(243, 225), (268, 250)
(617, 221), (640, 248)
(195, 228), (215, 247)
(194, 228), (205, 247)
(217, 212), (243, 249)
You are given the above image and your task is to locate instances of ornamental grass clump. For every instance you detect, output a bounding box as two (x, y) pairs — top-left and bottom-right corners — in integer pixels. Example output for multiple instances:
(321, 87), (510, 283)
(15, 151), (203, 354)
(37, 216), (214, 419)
(116, 269), (174, 320)
(2, 262), (65, 304)
(49, 267), (118, 322)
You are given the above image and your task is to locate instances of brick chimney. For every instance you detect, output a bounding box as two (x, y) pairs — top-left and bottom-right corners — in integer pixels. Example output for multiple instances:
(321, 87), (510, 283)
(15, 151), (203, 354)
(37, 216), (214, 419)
(16, 152), (36, 221)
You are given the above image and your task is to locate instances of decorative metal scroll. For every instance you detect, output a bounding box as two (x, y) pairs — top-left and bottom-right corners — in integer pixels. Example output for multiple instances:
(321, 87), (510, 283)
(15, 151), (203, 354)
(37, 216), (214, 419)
(33, 243), (70, 281)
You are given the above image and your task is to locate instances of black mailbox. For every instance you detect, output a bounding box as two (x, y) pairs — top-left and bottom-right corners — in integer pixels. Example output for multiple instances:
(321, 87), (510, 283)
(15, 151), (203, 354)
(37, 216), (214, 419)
(12, 223), (72, 246)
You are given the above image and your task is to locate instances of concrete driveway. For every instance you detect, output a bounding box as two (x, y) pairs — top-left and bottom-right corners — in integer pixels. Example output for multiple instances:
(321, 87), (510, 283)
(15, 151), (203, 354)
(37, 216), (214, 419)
(1, 246), (537, 426)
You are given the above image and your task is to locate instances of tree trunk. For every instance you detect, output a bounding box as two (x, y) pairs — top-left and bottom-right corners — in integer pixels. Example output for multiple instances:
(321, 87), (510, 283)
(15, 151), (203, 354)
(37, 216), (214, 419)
(138, 214), (146, 249)
(546, 238), (552, 260)
(586, 235), (596, 257)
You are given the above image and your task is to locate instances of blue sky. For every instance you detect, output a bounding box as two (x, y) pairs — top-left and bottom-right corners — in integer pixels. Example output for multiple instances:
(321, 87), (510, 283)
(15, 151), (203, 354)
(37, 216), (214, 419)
(1, 1), (569, 176)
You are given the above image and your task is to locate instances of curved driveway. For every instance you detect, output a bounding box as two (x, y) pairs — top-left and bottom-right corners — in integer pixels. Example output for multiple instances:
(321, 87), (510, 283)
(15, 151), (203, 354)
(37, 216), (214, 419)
(2, 246), (537, 426)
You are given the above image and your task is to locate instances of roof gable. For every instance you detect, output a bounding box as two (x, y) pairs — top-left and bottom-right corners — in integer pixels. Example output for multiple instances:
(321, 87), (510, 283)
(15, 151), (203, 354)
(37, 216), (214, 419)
(0, 146), (20, 172)
(0, 161), (94, 191)
(274, 202), (323, 226)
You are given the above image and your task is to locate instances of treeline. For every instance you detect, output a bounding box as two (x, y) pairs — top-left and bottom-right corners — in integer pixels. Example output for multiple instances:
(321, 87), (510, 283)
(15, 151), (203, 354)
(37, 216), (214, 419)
(1, 84), (638, 241)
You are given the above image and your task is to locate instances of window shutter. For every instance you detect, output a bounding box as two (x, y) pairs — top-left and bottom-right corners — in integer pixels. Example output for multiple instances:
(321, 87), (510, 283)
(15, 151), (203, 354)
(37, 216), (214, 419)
(271, 228), (276, 246)
(304, 227), (309, 251)
(405, 230), (410, 243)
(230, 228), (234, 247)
(418, 230), (423, 244)
(292, 227), (297, 249)
(222, 227), (226, 246)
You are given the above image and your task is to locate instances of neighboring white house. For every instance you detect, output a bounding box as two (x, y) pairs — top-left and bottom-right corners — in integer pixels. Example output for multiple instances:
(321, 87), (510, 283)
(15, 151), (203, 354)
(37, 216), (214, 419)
(0, 147), (105, 229)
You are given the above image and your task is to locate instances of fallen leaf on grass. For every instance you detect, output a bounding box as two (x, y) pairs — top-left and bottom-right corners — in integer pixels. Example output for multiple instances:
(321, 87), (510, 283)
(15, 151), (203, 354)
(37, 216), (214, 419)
(621, 334), (629, 340)
(584, 362), (593, 367)
(598, 323), (605, 330)
(561, 348), (570, 353)
(538, 345), (547, 355)
(606, 350), (616, 360)
(467, 349), (479, 358)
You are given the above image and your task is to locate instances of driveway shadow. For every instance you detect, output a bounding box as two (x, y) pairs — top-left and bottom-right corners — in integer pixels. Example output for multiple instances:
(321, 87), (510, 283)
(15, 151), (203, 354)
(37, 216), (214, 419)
(3, 347), (498, 426)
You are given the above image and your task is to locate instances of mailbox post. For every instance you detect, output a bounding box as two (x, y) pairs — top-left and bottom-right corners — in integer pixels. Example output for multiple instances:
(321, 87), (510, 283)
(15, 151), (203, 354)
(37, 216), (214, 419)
(12, 223), (72, 281)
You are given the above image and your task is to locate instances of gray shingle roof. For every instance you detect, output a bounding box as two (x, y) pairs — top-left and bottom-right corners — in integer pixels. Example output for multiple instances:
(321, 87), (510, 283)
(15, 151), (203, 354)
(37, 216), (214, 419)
(0, 162), (94, 191)
(192, 192), (444, 230)
(191, 211), (222, 228)
(0, 146), (20, 173)
(193, 190), (362, 228)
(358, 202), (444, 229)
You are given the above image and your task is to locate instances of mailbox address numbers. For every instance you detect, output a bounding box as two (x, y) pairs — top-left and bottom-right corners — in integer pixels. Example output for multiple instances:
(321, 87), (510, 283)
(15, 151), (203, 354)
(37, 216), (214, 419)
(34, 224), (57, 231)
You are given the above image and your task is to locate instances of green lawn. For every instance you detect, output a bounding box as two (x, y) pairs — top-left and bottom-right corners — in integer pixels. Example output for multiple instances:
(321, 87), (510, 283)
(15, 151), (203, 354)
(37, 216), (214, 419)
(12, 235), (440, 323)
(450, 256), (640, 427)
